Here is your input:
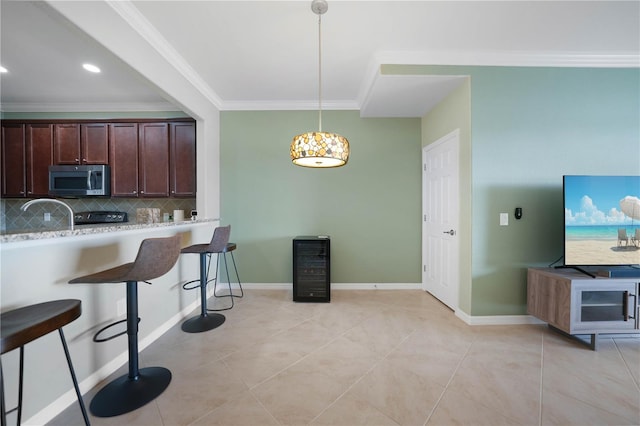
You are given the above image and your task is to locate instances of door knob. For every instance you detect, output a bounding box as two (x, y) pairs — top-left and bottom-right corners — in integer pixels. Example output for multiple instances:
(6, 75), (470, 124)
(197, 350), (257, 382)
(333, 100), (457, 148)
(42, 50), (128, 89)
(443, 229), (456, 236)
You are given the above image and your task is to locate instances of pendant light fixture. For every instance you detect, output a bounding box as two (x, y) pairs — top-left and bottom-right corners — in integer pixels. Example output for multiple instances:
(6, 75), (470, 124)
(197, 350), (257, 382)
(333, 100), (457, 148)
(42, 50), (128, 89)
(290, 0), (350, 168)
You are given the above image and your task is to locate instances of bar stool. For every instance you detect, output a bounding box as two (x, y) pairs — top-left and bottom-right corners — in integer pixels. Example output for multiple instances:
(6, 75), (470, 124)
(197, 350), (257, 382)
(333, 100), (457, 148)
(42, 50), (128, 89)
(69, 235), (181, 418)
(211, 240), (244, 308)
(180, 225), (243, 333)
(0, 299), (90, 426)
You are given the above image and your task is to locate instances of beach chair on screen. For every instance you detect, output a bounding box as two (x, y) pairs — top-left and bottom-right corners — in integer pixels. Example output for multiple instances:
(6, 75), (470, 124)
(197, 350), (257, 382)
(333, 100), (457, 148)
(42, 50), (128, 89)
(631, 229), (640, 248)
(617, 228), (629, 247)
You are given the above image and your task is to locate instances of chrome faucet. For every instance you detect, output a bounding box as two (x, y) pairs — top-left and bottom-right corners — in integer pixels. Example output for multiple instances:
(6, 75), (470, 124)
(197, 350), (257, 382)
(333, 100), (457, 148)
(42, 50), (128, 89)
(20, 198), (75, 231)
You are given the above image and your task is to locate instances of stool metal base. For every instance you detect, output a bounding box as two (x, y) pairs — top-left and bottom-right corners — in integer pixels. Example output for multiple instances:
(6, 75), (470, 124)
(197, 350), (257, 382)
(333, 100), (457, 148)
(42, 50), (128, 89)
(90, 366), (171, 417)
(181, 313), (225, 333)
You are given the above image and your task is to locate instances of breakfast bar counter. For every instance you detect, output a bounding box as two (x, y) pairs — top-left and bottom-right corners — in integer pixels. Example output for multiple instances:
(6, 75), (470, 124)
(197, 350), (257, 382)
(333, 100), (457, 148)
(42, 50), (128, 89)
(1, 218), (219, 244)
(0, 218), (220, 424)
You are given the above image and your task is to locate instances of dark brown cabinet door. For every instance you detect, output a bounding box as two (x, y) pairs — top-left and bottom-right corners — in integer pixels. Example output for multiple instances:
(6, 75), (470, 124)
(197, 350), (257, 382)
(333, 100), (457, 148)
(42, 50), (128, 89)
(26, 124), (54, 197)
(54, 123), (81, 164)
(170, 122), (196, 197)
(81, 123), (109, 164)
(109, 123), (139, 197)
(55, 123), (108, 165)
(2, 124), (27, 197)
(139, 123), (170, 198)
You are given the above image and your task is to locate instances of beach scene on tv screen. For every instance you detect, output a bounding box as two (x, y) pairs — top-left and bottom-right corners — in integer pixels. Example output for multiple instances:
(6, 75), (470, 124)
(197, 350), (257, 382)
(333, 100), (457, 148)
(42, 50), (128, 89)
(565, 176), (640, 266)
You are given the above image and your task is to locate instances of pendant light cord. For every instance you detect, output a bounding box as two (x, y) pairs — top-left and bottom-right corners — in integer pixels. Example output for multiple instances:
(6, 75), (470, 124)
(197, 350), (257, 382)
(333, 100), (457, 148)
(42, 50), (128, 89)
(318, 13), (323, 132)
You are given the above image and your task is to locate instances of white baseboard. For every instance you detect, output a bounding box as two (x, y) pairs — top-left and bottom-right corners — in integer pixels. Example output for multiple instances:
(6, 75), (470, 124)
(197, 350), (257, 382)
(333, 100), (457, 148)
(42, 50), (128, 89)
(241, 282), (422, 290)
(333, 283), (422, 290)
(456, 309), (546, 326)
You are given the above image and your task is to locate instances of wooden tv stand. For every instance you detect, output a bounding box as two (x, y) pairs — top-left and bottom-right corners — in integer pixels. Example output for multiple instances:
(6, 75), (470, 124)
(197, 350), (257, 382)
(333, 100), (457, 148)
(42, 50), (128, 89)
(527, 268), (640, 350)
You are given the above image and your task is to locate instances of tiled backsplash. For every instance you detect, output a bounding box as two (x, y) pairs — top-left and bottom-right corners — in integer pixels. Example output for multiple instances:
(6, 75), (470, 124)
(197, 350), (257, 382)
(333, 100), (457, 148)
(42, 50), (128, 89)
(1, 197), (196, 232)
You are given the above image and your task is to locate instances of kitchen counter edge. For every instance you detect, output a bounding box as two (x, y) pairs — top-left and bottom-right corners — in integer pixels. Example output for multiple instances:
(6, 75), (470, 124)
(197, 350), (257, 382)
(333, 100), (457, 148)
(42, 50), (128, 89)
(1, 218), (220, 244)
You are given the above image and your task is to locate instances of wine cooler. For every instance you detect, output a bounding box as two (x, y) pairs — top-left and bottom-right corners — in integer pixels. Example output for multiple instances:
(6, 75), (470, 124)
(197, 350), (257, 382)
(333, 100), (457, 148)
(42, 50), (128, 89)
(293, 236), (330, 302)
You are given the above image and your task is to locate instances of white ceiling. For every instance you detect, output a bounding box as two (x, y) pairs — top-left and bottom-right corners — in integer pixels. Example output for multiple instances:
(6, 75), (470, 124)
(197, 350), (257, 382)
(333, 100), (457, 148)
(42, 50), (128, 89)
(1, 1), (638, 117)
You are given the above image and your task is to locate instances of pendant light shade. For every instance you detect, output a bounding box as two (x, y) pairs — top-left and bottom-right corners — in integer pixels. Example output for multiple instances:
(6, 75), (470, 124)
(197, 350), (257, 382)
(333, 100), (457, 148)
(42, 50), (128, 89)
(290, 0), (349, 168)
(291, 131), (349, 168)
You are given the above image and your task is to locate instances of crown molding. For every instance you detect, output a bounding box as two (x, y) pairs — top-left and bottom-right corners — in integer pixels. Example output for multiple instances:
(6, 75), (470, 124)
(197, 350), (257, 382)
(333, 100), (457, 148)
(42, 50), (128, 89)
(220, 100), (359, 111)
(372, 50), (640, 69)
(356, 50), (640, 109)
(106, 0), (224, 109)
(0, 102), (179, 113)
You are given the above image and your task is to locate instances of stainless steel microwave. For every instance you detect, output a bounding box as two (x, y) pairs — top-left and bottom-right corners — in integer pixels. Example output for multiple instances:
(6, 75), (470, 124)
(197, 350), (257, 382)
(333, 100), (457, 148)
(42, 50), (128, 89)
(49, 165), (110, 197)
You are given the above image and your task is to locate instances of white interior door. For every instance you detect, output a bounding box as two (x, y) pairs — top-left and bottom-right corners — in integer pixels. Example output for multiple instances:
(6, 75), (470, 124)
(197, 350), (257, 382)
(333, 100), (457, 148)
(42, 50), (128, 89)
(422, 129), (460, 311)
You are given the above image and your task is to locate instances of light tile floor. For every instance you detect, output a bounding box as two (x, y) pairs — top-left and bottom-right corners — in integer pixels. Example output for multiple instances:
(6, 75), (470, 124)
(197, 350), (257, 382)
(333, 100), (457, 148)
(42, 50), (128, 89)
(50, 290), (640, 426)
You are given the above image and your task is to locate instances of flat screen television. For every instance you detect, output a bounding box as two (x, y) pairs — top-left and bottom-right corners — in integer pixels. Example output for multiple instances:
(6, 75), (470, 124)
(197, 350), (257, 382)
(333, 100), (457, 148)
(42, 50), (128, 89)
(563, 175), (640, 269)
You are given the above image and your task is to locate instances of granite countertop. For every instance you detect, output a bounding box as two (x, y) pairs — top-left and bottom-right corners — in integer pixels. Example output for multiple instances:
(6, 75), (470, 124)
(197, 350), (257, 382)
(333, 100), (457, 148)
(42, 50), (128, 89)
(1, 218), (219, 244)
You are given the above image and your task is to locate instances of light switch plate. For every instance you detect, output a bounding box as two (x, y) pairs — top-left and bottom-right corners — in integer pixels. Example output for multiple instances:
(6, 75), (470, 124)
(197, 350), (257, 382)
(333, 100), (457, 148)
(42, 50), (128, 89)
(500, 213), (509, 226)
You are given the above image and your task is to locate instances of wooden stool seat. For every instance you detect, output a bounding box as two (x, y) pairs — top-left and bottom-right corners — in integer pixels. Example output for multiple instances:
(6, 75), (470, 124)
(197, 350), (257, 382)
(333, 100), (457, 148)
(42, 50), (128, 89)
(1, 300), (81, 355)
(1, 299), (89, 425)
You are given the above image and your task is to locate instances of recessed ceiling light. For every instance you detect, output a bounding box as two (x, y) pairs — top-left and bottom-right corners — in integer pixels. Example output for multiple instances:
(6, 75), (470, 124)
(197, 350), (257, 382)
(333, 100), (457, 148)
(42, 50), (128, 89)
(82, 63), (101, 73)
(0, 66), (7, 73)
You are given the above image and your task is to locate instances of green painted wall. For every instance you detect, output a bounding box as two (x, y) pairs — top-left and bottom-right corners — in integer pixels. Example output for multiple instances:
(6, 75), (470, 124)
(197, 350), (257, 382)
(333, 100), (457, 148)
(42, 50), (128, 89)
(385, 65), (640, 315)
(471, 66), (639, 315)
(220, 110), (422, 284)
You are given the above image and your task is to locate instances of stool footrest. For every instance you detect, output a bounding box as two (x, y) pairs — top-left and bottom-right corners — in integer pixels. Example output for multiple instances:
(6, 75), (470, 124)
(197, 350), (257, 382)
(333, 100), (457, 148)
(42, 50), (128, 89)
(181, 279), (201, 291)
(93, 317), (140, 343)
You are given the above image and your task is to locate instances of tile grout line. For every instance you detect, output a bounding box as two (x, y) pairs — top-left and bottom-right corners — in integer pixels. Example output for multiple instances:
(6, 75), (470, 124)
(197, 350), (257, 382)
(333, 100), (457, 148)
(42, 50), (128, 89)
(422, 335), (475, 426)
(257, 316), (367, 422)
(307, 325), (419, 425)
(543, 335), (640, 424)
(612, 337), (640, 392)
(242, 305), (374, 392)
(190, 312), (331, 425)
(242, 309), (380, 422)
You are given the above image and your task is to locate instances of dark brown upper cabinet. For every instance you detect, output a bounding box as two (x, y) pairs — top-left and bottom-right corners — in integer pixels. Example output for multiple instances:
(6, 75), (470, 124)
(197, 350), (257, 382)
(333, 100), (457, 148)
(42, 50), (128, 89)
(138, 122), (170, 198)
(1, 123), (53, 197)
(54, 123), (109, 165)
(109, 122), (139, 197)
(170, 122), (196, 197)
(2, 118), (195, 199)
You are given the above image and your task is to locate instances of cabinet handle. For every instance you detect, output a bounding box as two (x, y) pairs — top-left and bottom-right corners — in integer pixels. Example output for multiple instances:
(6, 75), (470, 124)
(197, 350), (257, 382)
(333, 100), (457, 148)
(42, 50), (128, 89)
(623, 291), (629, 321)
(75, 158), (79, 163)
(628, 293), (636, 320)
